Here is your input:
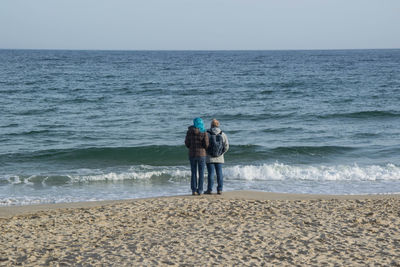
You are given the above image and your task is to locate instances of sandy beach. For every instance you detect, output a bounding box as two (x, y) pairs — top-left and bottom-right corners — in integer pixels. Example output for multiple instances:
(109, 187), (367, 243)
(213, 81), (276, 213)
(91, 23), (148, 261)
(1, 191), (400, 266)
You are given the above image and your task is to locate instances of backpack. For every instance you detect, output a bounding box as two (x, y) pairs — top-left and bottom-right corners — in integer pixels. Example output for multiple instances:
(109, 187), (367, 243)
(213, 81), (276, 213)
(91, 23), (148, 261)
(207, 130), (225, 157)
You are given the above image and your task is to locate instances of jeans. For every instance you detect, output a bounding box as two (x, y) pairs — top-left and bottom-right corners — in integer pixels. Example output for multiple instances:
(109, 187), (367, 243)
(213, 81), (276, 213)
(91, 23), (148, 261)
(206, 163), (223, 192)
(189, 157), (206, 194)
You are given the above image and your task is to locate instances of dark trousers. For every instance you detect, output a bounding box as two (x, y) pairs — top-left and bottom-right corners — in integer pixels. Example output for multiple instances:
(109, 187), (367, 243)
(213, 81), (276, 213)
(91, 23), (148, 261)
(189, 157), (206, 194)
(206, 163), (223, 192)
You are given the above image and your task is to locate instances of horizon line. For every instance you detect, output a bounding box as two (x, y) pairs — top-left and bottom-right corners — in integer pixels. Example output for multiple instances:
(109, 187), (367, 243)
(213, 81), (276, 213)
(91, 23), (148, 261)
(0, 47), (399, 52)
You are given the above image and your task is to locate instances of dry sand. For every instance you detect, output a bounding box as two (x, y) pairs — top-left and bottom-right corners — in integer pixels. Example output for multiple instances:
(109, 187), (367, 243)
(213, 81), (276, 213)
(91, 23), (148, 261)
(1, 191), (400, 266)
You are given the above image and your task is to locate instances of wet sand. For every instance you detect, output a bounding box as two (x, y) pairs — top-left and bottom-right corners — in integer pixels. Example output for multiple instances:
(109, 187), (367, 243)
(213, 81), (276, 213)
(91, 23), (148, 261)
(1, 191), (400, 266)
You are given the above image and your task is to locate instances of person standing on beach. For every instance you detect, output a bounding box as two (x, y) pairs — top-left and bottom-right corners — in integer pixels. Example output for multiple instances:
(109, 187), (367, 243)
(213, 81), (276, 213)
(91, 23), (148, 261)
(185, 117), (209, 195)
(204, 119), (229, 195)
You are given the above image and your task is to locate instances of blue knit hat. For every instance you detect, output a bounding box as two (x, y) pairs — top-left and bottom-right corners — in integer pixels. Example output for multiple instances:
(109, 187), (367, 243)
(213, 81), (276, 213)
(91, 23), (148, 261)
(193, 117), (206, 133)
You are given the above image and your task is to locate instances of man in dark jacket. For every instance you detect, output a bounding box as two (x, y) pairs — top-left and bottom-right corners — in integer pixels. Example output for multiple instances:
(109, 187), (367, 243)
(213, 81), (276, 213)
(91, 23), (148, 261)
(185, 118), (209, 195)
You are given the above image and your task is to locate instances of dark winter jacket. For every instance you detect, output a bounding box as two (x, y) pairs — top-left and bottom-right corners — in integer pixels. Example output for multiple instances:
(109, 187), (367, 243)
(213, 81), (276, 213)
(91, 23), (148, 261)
(185, 126), (209, 157)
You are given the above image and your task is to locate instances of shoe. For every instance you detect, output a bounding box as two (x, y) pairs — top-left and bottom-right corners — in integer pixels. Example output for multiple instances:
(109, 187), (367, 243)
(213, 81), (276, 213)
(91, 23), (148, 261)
(217, 190), (222, 195)
(192, 192), (196, 195)
(204, 190), (212, 195)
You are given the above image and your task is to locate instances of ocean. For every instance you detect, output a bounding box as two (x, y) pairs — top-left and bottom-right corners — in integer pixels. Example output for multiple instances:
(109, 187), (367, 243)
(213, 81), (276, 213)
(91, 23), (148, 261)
(1, 49), (400, 205)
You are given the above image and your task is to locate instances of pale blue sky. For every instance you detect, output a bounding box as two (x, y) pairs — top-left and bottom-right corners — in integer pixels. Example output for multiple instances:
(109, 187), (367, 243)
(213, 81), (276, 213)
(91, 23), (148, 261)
(1, 0), (399, 50)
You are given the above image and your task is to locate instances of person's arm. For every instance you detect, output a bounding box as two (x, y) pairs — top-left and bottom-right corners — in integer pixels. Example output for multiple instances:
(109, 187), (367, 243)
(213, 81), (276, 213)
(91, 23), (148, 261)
(223, 133), (229, 153)
(185, 131), (190, 148)
(203, 132), (209, 149)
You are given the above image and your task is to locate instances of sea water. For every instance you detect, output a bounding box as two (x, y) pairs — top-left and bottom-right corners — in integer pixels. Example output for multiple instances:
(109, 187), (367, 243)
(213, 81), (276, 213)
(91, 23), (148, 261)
(1, 49), (400, 205)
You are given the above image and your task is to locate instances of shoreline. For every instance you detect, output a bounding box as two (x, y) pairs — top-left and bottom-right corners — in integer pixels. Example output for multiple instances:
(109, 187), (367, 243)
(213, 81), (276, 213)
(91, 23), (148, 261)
(1, 190), (400, 219)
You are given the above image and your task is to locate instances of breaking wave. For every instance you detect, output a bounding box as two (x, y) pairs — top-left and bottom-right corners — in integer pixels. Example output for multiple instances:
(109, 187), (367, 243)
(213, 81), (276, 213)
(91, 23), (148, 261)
(2, 163), (400, 186)
(1, 145), (361, 168)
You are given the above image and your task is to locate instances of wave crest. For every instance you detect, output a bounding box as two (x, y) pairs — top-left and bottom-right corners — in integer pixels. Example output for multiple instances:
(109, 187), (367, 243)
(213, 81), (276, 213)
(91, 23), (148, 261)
(1, 145), (360, 167)
(225, 163), (400, 181)
(2, 163), (400, 186)
(319, 110), (400, 119)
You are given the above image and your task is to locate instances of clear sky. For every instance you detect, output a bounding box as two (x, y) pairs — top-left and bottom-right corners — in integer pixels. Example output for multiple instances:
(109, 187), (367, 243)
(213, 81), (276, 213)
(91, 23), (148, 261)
(1, 0), (399, 50)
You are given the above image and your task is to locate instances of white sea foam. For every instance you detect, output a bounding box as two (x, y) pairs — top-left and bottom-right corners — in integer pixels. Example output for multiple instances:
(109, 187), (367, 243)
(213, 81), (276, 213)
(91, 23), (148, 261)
(68, 166), (191, 183)
(0, 196), (100, 206)
(64, 163), (400, 183)
(2, 163), (400, 185)
(0, 197), (55, 206)
(0, 175), (35, 185)
(225, 163), (400, 181)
